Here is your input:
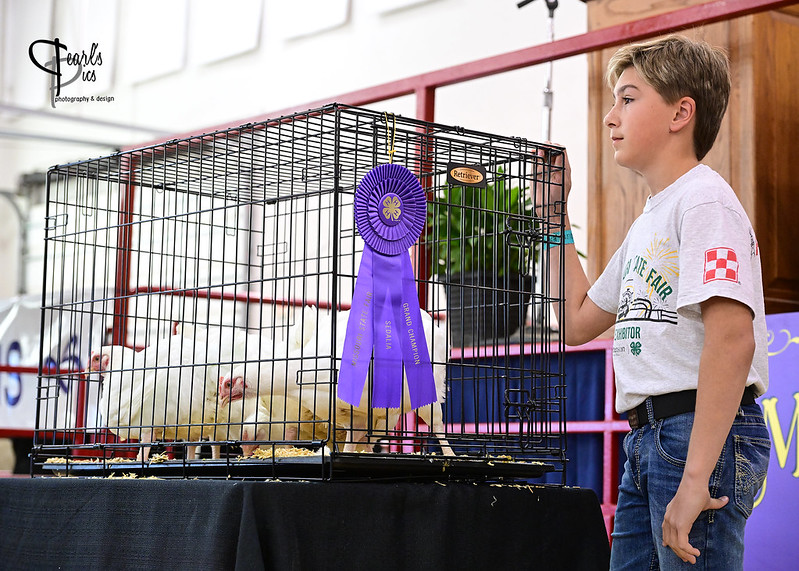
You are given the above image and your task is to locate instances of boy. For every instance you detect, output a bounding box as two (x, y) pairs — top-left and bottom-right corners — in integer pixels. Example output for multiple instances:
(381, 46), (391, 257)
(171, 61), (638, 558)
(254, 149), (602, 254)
(543, 36), (771, 568)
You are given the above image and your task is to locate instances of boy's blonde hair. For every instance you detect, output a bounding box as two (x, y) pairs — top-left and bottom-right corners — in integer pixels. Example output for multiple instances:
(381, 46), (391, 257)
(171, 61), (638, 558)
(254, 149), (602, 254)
(606, 35), (731, 161)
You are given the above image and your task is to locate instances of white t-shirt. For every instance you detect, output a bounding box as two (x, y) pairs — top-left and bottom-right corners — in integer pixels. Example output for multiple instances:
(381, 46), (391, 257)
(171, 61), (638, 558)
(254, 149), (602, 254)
(588, 164), (768, 413)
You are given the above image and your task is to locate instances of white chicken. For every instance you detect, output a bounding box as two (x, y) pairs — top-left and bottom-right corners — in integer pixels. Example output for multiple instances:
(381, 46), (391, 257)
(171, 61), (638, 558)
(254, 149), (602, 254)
(217, 310), (319, 455)
(88, 324), (265, 461)
(88, 345), (148, 449)
(219, 306), (454, 456)
(222, 396), (272, 457)
(176, 323), (261, 459)
(88, 337), (214, 461)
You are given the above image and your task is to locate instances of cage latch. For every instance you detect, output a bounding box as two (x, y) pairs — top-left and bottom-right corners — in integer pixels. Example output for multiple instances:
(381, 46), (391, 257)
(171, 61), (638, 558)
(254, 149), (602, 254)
(44, 213), (68, 231)
(503, 214), (539, 277)
(504, 387), (539, 449)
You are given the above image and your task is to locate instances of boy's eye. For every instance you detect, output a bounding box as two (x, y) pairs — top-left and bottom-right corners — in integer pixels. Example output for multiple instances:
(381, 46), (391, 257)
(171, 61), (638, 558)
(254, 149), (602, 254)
(608, 97), (633, 111)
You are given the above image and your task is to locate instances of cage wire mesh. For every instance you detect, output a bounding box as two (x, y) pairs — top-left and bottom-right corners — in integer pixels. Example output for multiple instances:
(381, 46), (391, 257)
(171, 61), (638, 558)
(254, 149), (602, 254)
(33, 104), (567, 481)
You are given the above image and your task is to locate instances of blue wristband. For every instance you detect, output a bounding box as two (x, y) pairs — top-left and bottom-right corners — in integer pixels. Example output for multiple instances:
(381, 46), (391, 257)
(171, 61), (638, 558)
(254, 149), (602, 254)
(548, 229), (574, 249)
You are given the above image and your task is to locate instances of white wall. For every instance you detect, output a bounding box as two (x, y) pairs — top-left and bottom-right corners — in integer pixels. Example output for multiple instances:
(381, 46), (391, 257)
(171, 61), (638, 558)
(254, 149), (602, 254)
(0, 0), (589, 298)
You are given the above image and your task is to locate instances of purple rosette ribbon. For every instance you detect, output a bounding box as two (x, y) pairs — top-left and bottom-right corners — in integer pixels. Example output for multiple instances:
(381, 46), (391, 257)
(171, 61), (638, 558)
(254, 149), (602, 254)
(338, 163), (437, 409)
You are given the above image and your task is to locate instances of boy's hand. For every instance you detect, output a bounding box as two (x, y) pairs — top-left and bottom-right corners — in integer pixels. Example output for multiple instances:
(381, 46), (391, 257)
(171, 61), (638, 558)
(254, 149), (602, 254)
(534, 145), (572, 215)
(661, 465), (730, 564)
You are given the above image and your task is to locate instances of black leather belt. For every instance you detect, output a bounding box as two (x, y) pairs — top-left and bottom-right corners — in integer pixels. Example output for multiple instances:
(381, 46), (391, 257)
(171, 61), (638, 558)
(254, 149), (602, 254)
(626, 385), (757, 430)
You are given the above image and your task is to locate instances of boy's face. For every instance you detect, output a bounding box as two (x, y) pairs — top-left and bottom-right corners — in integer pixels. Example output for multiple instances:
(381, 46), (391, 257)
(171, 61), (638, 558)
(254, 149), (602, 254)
(604, 66), (678, 176)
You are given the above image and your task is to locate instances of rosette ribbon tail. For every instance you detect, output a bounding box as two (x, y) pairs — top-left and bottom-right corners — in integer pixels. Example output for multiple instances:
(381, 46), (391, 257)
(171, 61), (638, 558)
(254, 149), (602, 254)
(395, 252), (437, 409)
(338, 246), (437, 409)
(338, 248), (376, 408)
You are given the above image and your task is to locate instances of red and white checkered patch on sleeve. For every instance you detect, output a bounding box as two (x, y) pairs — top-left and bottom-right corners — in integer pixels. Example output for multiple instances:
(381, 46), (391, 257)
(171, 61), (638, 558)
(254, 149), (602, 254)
(703, 247), (739, 283)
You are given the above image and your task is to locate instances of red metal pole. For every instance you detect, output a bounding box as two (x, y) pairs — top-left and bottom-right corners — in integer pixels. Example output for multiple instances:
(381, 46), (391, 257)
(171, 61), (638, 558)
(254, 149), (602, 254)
(414, 85), (437, 308)
(602, 343), (618, 539)
(112, 155), (136, 346)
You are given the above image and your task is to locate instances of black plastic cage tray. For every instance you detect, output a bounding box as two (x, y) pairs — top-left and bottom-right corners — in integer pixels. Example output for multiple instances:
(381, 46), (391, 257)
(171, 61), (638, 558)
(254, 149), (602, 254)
(40, 452), (554, 482)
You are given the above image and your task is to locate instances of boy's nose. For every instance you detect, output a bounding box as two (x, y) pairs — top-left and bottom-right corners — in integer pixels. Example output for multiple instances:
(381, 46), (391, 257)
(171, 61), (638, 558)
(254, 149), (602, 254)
(604, 108), (617, 128)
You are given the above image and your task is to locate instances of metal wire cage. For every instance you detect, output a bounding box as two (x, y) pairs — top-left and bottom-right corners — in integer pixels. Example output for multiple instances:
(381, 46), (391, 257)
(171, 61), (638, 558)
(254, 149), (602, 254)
(33, 104), (567, 481)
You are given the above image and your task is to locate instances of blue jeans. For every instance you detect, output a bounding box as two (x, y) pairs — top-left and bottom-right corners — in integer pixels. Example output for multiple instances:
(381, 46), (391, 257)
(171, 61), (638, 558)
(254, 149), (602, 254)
(610, 403), (770, 570)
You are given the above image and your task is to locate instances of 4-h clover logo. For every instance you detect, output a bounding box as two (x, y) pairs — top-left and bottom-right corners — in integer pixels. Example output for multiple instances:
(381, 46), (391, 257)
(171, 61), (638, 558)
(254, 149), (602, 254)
(630, 341), (642, 356)
(382, 195), (401, 222)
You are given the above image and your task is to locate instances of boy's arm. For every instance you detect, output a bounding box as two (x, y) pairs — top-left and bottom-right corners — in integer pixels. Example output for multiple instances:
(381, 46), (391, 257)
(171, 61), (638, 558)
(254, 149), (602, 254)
(661, 296), (754, 564)
(549, 213), (616, 345)
(538, 149), (615, 345)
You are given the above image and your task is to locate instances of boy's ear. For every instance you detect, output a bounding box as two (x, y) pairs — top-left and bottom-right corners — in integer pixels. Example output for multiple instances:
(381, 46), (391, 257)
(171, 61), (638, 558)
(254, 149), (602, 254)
(669, 96), (696, 133)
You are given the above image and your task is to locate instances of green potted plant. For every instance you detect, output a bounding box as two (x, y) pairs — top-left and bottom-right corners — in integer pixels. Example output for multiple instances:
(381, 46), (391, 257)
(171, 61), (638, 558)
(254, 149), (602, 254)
(426, 172), (536, 346)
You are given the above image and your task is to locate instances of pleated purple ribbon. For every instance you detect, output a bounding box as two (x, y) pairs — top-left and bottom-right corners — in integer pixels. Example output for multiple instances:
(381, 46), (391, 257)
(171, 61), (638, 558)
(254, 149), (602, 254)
(338, 163), (437, 409)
